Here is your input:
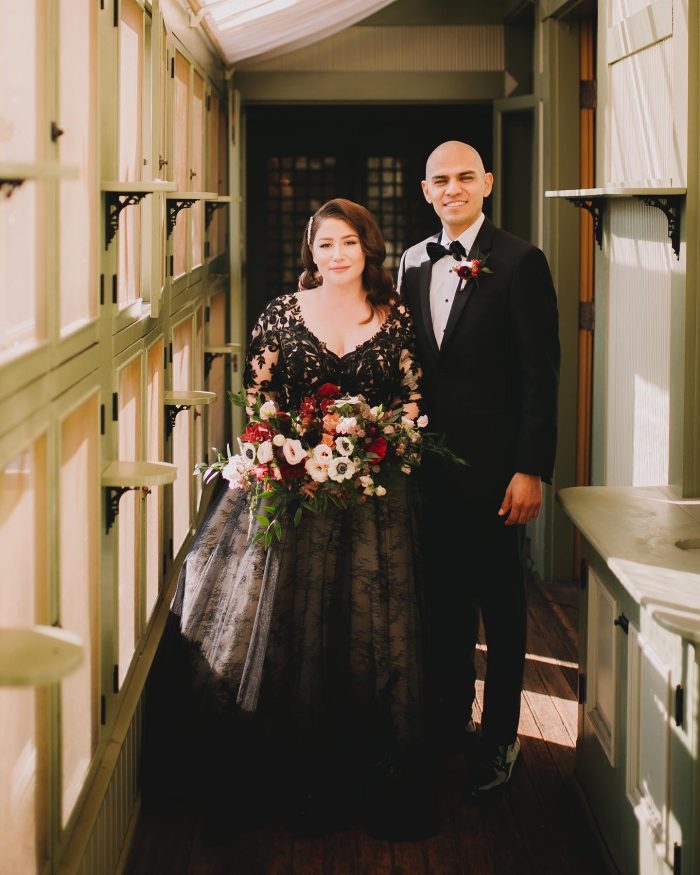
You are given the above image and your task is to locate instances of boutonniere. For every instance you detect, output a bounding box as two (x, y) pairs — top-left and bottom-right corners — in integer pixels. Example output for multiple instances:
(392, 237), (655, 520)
(450, 247), (493, 291)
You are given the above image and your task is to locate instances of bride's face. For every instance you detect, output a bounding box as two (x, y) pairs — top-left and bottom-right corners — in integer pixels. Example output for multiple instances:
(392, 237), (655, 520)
(311, 217), (366, 288)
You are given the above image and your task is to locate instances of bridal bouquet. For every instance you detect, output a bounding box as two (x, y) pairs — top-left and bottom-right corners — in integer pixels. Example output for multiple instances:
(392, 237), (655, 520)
(196, 383), (463, 548)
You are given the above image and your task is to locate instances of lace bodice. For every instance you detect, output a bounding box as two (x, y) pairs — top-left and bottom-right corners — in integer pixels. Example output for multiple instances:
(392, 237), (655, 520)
(243, 293), (422, 410)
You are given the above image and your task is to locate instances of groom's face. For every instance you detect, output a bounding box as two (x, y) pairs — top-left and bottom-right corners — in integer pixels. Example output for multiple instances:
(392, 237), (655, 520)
(421, 146), (493, 237)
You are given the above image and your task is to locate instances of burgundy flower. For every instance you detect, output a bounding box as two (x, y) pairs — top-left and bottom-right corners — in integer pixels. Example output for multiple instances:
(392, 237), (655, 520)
(276, 412), (293, 436)
(300, 397), (317, 420)
(303, 423), (322, 447)
(452, 250), (492, 287)
(278, 460), (306, 481)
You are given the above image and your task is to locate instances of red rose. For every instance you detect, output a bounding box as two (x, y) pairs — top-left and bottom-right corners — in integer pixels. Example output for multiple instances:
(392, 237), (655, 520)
(471, 259), (480, 276)
(316, 383), (341, 401)
(365, 437), (388, 461)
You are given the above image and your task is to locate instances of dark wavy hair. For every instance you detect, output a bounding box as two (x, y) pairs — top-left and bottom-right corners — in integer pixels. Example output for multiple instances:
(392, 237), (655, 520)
(299, 198), (397, 322)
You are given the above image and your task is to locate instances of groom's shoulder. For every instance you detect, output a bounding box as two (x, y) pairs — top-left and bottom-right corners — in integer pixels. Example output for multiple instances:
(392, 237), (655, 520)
(401, 234), (436, 271)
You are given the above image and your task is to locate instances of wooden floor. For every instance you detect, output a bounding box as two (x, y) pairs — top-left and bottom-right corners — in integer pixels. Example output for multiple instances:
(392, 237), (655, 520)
(125, 577), (608, 875)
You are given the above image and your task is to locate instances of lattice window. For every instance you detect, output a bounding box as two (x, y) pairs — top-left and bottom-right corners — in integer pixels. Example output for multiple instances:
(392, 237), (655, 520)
(366, 156), (406, 272)
(266, 155), (338, 297)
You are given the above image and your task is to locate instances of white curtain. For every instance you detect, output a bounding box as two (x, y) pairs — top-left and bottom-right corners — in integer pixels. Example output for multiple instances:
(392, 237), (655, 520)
(197, 0), (397, 64)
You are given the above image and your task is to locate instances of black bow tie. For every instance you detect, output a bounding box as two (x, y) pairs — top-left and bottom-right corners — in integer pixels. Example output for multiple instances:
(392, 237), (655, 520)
(426, 239), (467, 264)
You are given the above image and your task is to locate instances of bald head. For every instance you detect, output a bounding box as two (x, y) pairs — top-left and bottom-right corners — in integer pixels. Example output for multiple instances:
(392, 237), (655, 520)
(421, 141), (493, 238)
(425, 141), (485, 179)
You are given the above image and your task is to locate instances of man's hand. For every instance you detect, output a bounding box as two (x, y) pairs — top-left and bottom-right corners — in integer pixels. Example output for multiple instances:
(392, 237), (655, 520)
(498, 473), (542, 526)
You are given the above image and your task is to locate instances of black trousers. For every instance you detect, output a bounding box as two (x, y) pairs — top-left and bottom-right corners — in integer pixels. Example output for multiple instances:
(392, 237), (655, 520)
(421, 476), (527, 750)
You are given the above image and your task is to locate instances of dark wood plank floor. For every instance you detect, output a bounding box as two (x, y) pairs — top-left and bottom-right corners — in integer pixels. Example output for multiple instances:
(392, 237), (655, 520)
(126, 577), (607, 875)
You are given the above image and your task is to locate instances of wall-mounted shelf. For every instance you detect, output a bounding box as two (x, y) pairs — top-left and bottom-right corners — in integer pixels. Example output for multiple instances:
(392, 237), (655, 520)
(545, 187), (686, 257)
(204, 195), (233, 228)
(0, 161), (79, 198)
(204, 343), (241, 380)
(166, 191), (217, 238)
(0, 626), (83, 686)
(101, 180), (177, 250)
(102, 460), (178, 533)
(164, 390), (217, 438)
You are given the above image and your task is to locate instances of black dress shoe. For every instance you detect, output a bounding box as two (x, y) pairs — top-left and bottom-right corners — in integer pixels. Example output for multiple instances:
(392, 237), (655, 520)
(465, 738), (520, 799)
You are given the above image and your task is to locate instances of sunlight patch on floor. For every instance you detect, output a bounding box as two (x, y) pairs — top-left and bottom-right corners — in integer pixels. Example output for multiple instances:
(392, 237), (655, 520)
(475, 641), (577, 670)
(473, 681), (578, 747)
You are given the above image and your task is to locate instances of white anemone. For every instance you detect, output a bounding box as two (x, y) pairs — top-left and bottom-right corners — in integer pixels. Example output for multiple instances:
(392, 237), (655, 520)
(328, 457), (356, 483)
(335, 436), (354, 457)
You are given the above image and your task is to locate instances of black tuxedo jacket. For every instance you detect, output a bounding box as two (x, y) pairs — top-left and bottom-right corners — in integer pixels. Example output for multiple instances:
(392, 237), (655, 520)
(398, 218), (560, 499)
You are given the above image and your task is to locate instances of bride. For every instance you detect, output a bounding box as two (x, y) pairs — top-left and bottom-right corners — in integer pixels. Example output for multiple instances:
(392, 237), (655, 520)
(170, 198), (433, 838)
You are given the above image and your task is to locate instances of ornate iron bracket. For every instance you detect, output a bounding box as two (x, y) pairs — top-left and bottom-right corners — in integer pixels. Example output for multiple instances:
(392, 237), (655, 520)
(565, 197), (606, 248)
(104, 191), (148, 250)
(167, 198), (196, 238)
(205, 200), (228, 229)
(165, 403), (191, 438)
(636, 195), (683, 259)
(205, 351), (229, 381)
(0, 179), (24, 198)
(105, 486), (131, 534)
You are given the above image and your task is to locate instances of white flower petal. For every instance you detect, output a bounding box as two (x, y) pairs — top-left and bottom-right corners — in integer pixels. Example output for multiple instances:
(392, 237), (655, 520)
(282, 438), (307, 465)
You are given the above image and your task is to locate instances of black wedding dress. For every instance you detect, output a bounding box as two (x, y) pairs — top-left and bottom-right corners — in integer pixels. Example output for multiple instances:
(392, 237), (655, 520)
(164, 293), (431, 835)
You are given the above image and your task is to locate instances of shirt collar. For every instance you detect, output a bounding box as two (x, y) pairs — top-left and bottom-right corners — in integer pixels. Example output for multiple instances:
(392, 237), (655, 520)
(439, 212), (486, 254)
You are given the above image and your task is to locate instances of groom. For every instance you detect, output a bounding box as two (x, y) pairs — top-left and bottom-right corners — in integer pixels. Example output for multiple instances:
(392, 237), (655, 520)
(398, 141), (560, 795)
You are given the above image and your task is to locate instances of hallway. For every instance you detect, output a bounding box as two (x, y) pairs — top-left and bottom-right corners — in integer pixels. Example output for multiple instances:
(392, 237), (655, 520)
(125, 577), (609, 874)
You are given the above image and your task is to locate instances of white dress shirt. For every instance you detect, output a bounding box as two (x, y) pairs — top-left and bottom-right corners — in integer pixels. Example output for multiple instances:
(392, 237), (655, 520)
(429, 212), (486, 347)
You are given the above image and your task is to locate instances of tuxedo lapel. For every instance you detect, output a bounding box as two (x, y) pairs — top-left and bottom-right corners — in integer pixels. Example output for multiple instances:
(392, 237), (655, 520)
(440, 219), (496, 353)
(418, 243), (440, 359)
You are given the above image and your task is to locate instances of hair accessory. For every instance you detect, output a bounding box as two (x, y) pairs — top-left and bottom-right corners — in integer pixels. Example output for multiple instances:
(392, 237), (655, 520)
(306, 216), (313, 246)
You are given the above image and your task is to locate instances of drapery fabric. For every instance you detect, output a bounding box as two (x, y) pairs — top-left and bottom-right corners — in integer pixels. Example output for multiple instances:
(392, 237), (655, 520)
(194, 0), (396, 64)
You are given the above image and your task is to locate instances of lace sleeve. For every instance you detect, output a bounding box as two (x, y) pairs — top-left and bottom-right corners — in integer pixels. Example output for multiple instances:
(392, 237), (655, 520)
(395, 304), (422, 416)
(243, 300), (282, 402)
